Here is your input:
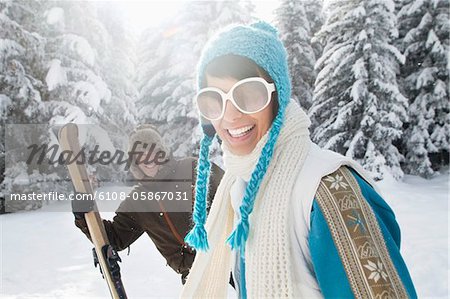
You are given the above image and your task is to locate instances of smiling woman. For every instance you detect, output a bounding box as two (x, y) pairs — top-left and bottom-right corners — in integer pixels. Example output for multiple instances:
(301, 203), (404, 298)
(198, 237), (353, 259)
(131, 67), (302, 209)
(197, 55), (278, 155)
(182, 21), (417, 299)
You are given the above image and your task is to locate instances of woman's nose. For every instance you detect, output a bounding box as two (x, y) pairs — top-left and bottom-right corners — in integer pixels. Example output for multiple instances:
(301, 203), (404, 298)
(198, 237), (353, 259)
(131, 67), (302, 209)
(222, 99), (243, 122)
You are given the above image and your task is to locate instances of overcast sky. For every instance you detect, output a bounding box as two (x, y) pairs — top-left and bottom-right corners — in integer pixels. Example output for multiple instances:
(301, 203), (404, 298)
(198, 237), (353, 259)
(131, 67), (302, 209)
(113, 0), (279, 34)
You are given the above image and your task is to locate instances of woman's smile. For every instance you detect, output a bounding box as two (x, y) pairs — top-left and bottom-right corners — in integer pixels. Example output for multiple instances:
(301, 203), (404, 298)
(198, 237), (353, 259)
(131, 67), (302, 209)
(226, 124), (256, 142)
(227, 124), (255, 137)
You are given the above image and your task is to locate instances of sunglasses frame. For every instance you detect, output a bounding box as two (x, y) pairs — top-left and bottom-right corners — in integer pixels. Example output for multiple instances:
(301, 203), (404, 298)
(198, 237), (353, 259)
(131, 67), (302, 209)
(195, 77), (276, 121)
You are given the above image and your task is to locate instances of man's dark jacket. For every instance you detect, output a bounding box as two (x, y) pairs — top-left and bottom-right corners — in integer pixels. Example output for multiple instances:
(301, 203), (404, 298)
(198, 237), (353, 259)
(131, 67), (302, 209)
(75, 157), (224, 284)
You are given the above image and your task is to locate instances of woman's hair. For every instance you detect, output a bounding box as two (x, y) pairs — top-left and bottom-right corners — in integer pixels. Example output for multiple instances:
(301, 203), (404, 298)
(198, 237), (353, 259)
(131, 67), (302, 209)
(201, 55), (269, 86)
(202, 54), (279, 113)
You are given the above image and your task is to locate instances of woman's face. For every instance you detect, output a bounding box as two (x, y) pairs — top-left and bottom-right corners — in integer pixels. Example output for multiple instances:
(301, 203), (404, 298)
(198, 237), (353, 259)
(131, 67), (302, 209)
(205, 74), (276, 156)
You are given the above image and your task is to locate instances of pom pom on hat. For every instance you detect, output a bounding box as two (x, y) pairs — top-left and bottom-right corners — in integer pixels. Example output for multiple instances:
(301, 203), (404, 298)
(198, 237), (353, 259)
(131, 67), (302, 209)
(250, 20), (279, 37)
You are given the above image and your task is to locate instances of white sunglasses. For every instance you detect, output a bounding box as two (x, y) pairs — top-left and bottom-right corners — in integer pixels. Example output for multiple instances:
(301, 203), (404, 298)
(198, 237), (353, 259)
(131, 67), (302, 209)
(195, 77), (276, 121)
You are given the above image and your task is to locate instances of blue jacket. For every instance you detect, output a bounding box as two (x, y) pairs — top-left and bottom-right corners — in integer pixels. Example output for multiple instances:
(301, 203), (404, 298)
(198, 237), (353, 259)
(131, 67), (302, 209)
(235, 167), (417, 298)
(309, 167), (417, 298)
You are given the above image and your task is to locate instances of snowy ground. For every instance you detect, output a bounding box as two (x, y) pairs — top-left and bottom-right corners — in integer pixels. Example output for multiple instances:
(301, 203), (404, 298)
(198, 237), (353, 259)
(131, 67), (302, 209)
(1, 172), (448, 298)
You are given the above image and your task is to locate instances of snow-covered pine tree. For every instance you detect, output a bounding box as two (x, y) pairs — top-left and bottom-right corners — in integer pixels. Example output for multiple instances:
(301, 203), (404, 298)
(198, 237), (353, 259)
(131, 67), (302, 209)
(95, 2), (137, 134)
(310, 0), (407, 180)
(0, 0), (48, 212)
(397, 0), (449, 177)
(1, 1), (136, 211)
(135, 22), (189, 156)
(135, 0), (254, 159)
(304, 0), (325, 80)
(1, 0), (46, 124)
(276, 0), (317, 109)
(41, 1), (134, 183)
(42, 1), (109, 125)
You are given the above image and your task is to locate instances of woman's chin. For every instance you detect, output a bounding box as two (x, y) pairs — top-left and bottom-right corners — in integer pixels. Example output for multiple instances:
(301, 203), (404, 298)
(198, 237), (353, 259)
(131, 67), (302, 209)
(222, 127), (258, 156)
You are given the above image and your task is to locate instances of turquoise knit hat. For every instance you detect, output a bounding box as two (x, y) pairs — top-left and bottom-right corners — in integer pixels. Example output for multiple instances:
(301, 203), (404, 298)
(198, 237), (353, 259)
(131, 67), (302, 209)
(185, 21), (292, 253)
(197, 21), (291, 109)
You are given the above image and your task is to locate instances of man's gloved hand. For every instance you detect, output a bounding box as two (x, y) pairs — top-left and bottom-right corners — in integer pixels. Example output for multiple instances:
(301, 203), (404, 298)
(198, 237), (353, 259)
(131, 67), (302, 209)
(71, 192), (95, 220)
(73, 211), (86, 220)
(72, 193), (96, 240)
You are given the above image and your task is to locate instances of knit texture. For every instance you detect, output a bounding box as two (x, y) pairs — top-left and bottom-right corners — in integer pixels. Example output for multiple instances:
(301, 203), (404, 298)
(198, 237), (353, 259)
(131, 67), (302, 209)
(197, 21), (291, 109)
(181, 101), (312, 298)
(186, 21), (293, 255)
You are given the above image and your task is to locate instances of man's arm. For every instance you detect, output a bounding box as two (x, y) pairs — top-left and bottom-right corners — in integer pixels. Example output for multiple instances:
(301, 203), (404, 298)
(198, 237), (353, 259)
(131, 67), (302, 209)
(74, 185), (145, 251)
(74, 212), (144, 251)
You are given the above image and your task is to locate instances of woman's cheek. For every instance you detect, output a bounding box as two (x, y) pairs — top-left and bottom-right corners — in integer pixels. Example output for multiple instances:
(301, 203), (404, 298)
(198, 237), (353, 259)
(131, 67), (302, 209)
(211, 121), (223, 139)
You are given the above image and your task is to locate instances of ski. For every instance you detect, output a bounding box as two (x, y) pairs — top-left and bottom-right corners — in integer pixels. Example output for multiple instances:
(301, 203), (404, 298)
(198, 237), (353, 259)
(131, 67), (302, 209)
(56, 123), (127, 299)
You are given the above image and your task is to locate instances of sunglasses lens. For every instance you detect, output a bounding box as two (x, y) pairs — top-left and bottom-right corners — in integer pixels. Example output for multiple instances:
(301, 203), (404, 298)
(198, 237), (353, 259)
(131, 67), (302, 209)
(233, 81), (270, 113)
(197, 90), (223, 119)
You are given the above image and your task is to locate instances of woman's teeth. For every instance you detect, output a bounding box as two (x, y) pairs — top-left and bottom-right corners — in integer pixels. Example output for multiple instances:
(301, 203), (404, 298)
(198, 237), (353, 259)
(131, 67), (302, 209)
(227, 125), (255, 138)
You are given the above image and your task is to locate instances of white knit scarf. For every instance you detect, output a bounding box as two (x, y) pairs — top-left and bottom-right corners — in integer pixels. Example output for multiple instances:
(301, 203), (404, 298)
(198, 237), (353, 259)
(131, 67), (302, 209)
(181, 101), (312, 298)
